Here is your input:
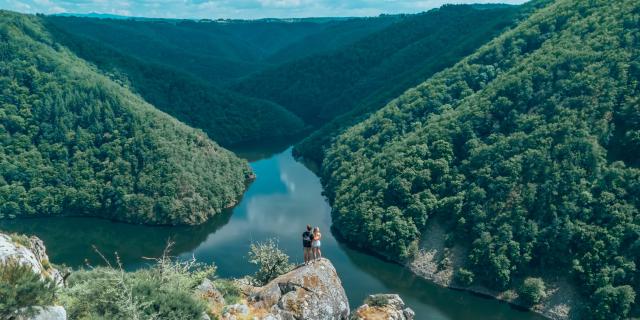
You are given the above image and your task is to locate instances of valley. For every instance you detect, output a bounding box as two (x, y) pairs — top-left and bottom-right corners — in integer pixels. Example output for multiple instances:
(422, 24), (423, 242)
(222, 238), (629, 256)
(1, 0), (639, 319)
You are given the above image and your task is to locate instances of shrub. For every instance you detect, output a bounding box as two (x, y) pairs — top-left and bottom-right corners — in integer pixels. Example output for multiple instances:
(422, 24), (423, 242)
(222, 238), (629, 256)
(366, 295), (390, 307)
(0, 259), (56, 319)
(248, 238), (294, 286)
(214, 279), (242, 304)
(59, 244), (215, 320)
(455, 268), (475, 287)
(519, 277), (546, 306)
(591, 285), (635, 320)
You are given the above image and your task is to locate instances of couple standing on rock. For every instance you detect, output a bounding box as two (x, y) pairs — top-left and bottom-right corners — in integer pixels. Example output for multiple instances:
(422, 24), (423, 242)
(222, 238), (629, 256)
(302, 224), (322, 264)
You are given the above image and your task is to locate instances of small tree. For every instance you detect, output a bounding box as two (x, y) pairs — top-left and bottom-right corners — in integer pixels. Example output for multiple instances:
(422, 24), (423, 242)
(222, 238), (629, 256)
(519, 277), (546, 306)
(0, 259), (56, 319)
(248, 238), (294, 286)
(455, 268), (475, 287)
(592, 285), (636, 320)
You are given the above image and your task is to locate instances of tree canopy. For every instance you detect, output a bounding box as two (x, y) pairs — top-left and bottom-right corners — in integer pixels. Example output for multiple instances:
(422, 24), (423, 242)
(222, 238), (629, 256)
(0, 11), (251, 225)
(322, 0), (640, 317)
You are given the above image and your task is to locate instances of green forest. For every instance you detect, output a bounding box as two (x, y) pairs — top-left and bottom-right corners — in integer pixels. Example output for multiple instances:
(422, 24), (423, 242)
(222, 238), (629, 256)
(322, 0), (639, 318)
(233, 4), (541, 164)
(42, 23), (306, 146)
(0, 11), (251, 225)
(1, 0), (640, 318)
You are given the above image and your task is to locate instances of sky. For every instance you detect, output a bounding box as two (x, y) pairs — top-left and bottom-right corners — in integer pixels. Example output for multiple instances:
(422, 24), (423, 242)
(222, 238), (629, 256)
(0, 0), (529, 19)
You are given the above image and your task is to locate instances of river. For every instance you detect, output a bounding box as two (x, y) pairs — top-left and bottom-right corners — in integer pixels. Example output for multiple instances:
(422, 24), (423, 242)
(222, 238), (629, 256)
(0, 147), (545, 320)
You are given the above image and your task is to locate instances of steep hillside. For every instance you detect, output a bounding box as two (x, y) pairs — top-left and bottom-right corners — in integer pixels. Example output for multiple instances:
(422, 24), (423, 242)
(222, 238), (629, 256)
(0, 11), (252, 225)
(322, 0), (639, 318)
(232, 4), (532, 164)
(44, 16), (396, 86)
(44, 24), (305, 146)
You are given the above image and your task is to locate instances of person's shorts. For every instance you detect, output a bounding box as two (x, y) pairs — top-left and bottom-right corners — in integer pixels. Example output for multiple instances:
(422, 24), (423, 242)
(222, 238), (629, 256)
(312, 240), (321, 248)
(303, 241), (312, 248)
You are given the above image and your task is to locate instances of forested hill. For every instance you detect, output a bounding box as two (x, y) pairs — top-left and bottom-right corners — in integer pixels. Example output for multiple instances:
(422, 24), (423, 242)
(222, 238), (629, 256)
(0, 11), (252, 225)
(232, 4), (534, 165)
(44, 15), (395, 85)
(43, 23), (306, 146)
(322, 0), (640, 318)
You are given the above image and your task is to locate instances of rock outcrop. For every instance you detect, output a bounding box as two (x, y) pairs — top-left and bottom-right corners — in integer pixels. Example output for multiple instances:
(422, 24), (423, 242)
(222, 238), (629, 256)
(351, 294), (415, 320)
(244, 258), (350, 320)
(16, 306), (67, 320)
(1, 232), (67, 320)
(0, 233), (63, 286)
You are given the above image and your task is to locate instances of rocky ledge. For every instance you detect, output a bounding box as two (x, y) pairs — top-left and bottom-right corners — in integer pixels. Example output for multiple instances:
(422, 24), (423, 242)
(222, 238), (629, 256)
(0, 233), (66, 320)
(352, 294), (415, 320)
(242, 258), (350, 319)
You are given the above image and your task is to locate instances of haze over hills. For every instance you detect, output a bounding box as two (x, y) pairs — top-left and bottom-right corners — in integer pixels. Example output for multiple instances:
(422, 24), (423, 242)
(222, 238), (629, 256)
(322, 0), (640, 318)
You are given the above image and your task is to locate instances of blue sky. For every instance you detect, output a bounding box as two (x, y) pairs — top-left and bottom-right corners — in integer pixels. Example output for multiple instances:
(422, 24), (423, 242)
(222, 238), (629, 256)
(1, 0), (528, 19)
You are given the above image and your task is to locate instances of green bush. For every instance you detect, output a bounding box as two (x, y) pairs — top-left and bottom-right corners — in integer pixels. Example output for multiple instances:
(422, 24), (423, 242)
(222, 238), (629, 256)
(248, 239), (294, 286)
(591, 285), (636, 320)
(59, 249), (216, 320)
(0, 259), (56, 319)
(519, 277), (546, 306)
(214, 279), (242, 304)
(455, 268), (475, 287)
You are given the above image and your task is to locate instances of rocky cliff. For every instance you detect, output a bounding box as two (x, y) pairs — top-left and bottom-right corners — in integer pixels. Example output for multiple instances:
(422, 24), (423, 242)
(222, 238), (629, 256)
(231, 258), (350, 319)
(0, 233), (63, 286)
(0, 233), (67, 320)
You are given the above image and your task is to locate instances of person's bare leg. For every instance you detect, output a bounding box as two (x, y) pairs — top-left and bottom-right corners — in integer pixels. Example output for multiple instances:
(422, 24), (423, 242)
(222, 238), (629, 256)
(317, 248), (322, 259)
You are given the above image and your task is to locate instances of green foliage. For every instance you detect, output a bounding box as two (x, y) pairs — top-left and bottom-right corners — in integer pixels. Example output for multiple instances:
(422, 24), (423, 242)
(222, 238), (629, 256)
(247, 239), (294, 286)
(322, 0), (640, 316)
(59, 249), (215, 320)
(0, 11), (251, 225)
(0, 259), (56, 319)
(44, 22), (305, 147)
(591, 285), (636, 320)
(455, 268), (475, 287)
(365, 295), (390, 307)
(214, 279), (241, 304)
(519, 277), (546, 306)
(233, 4), (531, 165)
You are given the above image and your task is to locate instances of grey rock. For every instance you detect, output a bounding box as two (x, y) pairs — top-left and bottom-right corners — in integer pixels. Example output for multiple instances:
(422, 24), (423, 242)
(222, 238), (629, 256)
(17, 306), (67, 320)
(249, 258), (349, 320)
(0, 233), (63, 286)
(352, 294), (415, 320)
(196, 279), (225, 305)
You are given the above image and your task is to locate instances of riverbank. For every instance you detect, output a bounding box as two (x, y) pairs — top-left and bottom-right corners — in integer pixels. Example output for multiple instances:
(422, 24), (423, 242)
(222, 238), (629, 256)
(407, 220), (584, 320)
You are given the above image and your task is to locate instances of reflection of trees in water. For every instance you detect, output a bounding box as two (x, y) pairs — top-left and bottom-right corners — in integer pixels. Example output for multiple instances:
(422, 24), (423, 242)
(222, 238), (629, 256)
(0, 211), (233, 269)
(335, 241), (544, 320)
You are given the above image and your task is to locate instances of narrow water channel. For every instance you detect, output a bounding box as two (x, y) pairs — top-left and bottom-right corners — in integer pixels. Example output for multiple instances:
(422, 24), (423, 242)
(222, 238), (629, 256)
(0, 147), (545, 320)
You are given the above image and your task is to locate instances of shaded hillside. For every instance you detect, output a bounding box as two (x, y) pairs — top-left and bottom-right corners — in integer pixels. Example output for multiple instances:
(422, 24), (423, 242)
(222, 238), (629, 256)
(323, 0), (639, 318)
(44, 16), (390, 85)
(45, 24), (305, 146)
(0, 11), (251, 225)
(231, 4), (530, 164)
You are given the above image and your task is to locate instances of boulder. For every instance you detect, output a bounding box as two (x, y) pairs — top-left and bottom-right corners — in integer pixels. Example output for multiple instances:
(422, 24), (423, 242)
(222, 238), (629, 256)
(0, 233), (63, 286)
(352, 294), (415, 320)
(196, 278), (226, 305)
(17, 306), (67, 320)
(247, 258), (349, 320)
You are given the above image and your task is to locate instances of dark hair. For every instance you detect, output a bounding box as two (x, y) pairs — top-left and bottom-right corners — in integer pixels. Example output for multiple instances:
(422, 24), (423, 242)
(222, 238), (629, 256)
(307, 225), (312, 231)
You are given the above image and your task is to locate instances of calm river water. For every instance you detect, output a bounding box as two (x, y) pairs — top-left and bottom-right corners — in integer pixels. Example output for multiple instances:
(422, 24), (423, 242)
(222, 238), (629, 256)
(0, 147), (544, 320)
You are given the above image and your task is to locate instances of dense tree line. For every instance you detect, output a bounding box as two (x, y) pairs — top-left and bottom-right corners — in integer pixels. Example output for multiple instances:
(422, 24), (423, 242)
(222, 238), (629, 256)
(0, 11), (251, 225)
(322, 0), (640, 318)
(233, 4), (539, 164)
(44, 15), (383, 85)
(43, 24), (306, 146)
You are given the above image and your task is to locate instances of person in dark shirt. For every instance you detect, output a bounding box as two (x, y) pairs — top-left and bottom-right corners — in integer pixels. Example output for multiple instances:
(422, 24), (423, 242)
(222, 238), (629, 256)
(302, 225), (312, 264)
